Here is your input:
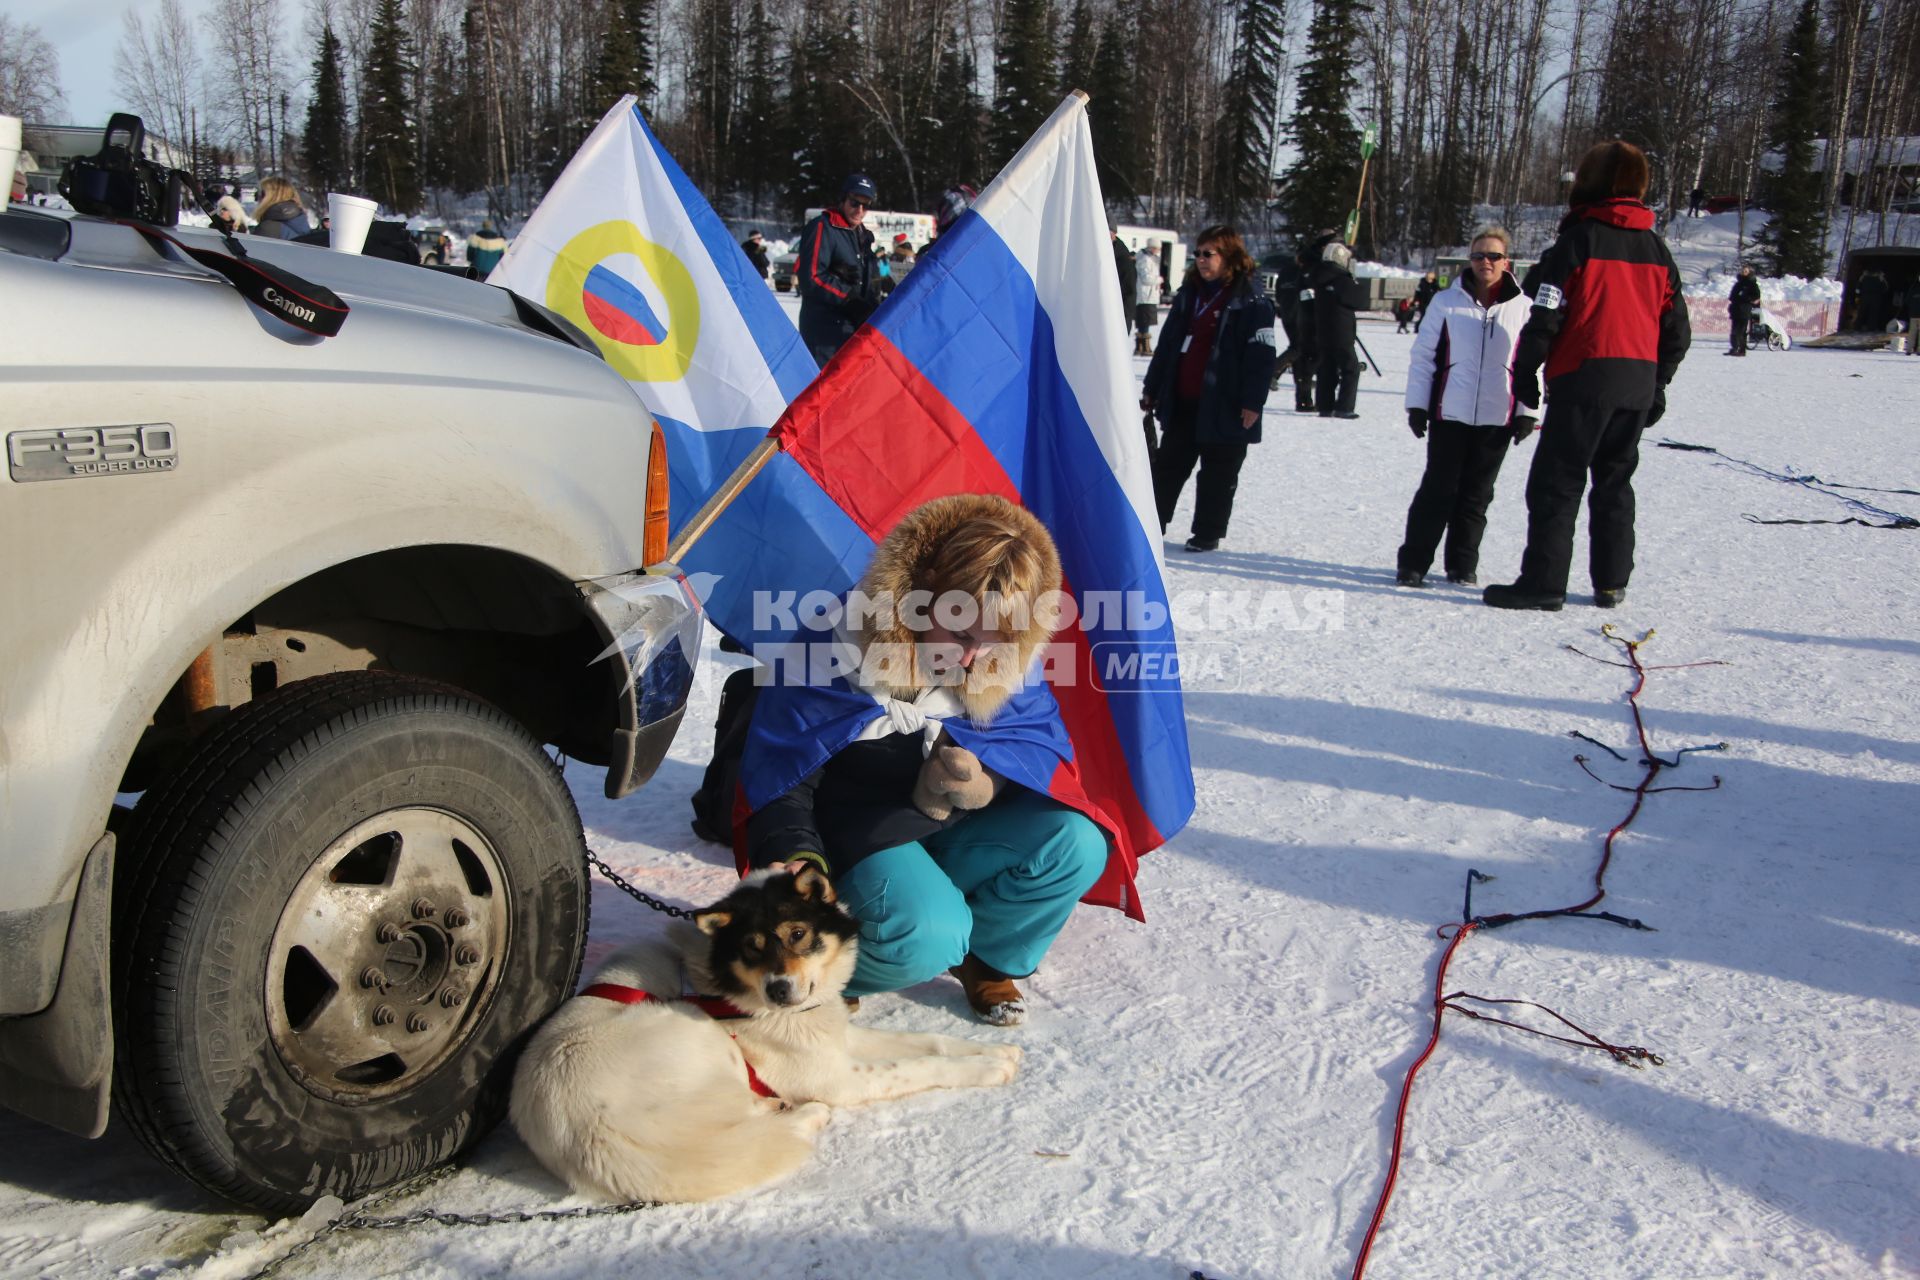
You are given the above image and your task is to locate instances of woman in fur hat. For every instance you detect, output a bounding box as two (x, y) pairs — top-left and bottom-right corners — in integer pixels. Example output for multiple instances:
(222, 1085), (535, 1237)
(739, 494), (1109, 1026)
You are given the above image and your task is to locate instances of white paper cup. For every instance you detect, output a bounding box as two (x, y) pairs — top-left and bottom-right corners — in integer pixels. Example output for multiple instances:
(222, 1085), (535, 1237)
(326, 192), (379, 254)
(1, 115), (22, 205)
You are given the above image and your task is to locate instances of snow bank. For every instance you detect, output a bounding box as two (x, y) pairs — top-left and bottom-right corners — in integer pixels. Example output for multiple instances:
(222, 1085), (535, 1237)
(1356, 261), (1422, 279)
(1684, 296), (1837, 338)
(1686, 272), (1844, 302)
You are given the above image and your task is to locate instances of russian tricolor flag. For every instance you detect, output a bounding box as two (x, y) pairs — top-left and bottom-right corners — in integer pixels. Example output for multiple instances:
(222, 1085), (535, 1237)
(767, 94), (1191, 915)
(495, 93), (1191, 914)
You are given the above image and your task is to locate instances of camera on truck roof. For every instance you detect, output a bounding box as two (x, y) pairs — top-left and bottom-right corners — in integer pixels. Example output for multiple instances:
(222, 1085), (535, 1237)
(58, 113), (188, 227)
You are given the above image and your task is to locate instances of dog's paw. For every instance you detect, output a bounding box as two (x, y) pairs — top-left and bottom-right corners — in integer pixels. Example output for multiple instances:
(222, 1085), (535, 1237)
(787, 1101), (833, 1135)
(988, 1042), (1023, 1066)
(962, 1048), (1019, 1086)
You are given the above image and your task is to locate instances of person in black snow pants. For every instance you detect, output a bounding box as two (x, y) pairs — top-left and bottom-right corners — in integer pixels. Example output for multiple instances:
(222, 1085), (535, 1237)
(1484, 139), (1691, 612)
(1306, 235), (1368, 419)
(797, 173), (881, 365)
(1271, 247), (1316, 411)
(1727, 265), (1760, 356)
(1412, 271), (1438, 331)
(1395, 226), (1540, 588)
(1140, 225), (1278, 553)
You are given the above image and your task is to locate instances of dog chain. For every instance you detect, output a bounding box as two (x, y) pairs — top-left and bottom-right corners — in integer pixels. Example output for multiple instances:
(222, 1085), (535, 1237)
(586, 847), (697, 918)
(243, 1162), (664, 1278)
(554, 747), (696, 920)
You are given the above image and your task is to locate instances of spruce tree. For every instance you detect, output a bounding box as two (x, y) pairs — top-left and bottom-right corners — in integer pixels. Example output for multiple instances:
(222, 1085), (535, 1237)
(304, 25), (351, 197)
(630, 0), (659, 110)
(422, 32), (481, 194)
(589, 0), (650, 113)
(1213, 0), (1284, 224)
(1086, 8), (1136, 202)
(1058, 0), (1097, 98)
(360, 0), (421, 212)
(1281, 0), (1363, 240)
(785, 0), (863, 214)
(1759, 0), (1826, 278)
(923, 34), (984, 195)
(992, 0), (1057, 168)
(686, 0), (738, 196)
(735, 0), (780, 214)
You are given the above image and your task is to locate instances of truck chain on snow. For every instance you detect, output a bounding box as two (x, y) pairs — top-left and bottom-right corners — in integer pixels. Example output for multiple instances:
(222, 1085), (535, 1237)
(245, 1163), (666, 1278)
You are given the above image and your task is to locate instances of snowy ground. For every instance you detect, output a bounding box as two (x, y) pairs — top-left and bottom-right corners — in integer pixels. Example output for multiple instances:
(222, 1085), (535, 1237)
(4, 306), (1918, 1280)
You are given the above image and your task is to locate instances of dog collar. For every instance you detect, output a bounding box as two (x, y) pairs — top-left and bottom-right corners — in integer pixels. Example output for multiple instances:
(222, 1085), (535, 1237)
(578, 983), (774, 1097)
(578, 982), (750, 1020)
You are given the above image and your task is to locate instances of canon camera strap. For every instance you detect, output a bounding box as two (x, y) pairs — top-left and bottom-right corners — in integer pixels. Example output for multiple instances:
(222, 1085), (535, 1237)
(120, 221), (350, 338)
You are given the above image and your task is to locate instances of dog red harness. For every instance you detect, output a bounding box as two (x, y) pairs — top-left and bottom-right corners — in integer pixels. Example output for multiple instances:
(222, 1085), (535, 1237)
(578, 982), (778, 1098)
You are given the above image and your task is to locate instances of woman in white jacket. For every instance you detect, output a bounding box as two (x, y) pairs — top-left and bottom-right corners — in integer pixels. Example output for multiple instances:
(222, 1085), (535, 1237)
(1395, 227), (1540, 587)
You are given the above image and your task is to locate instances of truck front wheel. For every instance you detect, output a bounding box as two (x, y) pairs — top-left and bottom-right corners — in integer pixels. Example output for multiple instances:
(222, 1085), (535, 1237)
(113, 672), (589, 1214)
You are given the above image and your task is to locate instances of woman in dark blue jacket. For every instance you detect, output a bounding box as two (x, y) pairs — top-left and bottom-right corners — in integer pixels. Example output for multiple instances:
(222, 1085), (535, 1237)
(1140, 225), (1278, 552)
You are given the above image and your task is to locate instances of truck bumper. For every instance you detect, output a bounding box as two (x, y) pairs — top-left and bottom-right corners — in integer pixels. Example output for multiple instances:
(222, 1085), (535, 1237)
(579, 565), (703, 800)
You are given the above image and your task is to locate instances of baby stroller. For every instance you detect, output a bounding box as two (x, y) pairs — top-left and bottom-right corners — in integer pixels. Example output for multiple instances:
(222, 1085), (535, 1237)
(1747, 308), (1790, 351)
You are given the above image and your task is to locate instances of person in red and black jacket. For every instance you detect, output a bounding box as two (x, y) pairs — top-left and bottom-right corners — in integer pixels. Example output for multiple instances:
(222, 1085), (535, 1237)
(1484, 140), (1690, 612)
(797, 173), (881, 364)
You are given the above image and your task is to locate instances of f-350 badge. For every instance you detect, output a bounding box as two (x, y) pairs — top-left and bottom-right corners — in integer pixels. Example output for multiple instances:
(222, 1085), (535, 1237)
(7, 424), (179, 482)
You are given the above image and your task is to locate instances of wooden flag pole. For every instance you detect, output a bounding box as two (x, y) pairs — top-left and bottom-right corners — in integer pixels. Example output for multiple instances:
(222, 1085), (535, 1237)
(1346, 124), (1379, 247)
(663, 435), (783, 565)
(1346, 154), (1371, 247)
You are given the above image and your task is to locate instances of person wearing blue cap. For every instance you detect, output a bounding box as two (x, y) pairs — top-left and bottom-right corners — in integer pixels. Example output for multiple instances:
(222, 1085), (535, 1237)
(797, 173), (882, 363)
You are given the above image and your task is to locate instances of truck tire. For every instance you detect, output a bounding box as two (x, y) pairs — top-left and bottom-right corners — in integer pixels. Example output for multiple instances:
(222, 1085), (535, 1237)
(112, 672), (589, 1214)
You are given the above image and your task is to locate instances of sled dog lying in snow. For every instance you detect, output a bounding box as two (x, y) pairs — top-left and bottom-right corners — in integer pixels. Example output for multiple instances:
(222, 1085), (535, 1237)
(510, 867), (1022, 1202)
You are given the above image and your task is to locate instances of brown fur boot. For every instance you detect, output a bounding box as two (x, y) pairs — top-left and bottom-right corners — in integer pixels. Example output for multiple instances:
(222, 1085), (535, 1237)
(949, 953), (1027, 1026)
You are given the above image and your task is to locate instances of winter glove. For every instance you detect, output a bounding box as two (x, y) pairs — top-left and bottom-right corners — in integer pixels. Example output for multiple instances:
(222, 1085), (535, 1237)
(844, 291), (879, 326)
(911, 743), (1001, 821)
(1407, 409), (1429, 440)
(1508, 415), (1538, 447)
(1646, 386), (1667, 427)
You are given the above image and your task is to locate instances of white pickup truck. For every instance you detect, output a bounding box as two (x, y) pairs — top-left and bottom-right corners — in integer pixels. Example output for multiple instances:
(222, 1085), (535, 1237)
(0, 204), (702, 1212)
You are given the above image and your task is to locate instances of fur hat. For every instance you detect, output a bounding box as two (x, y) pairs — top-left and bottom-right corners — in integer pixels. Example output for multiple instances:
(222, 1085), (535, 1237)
(1569, 140), (1650, 206)
(852, 494), (1064, 722)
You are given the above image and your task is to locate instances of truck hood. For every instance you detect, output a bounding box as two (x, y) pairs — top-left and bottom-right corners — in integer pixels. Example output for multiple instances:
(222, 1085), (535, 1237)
(1, 206), (601, 357)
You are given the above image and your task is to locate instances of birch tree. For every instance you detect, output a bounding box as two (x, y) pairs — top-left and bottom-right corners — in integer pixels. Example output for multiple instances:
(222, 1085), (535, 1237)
(0, 16), (68, 122)
(115, 0), (204, 153)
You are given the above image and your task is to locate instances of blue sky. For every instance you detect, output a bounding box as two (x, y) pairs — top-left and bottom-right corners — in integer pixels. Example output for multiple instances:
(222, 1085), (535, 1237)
(22, 0), (219, 132)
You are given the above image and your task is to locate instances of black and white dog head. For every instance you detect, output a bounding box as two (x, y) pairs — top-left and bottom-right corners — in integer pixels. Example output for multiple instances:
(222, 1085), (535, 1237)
(693, 868), (860, 1012)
